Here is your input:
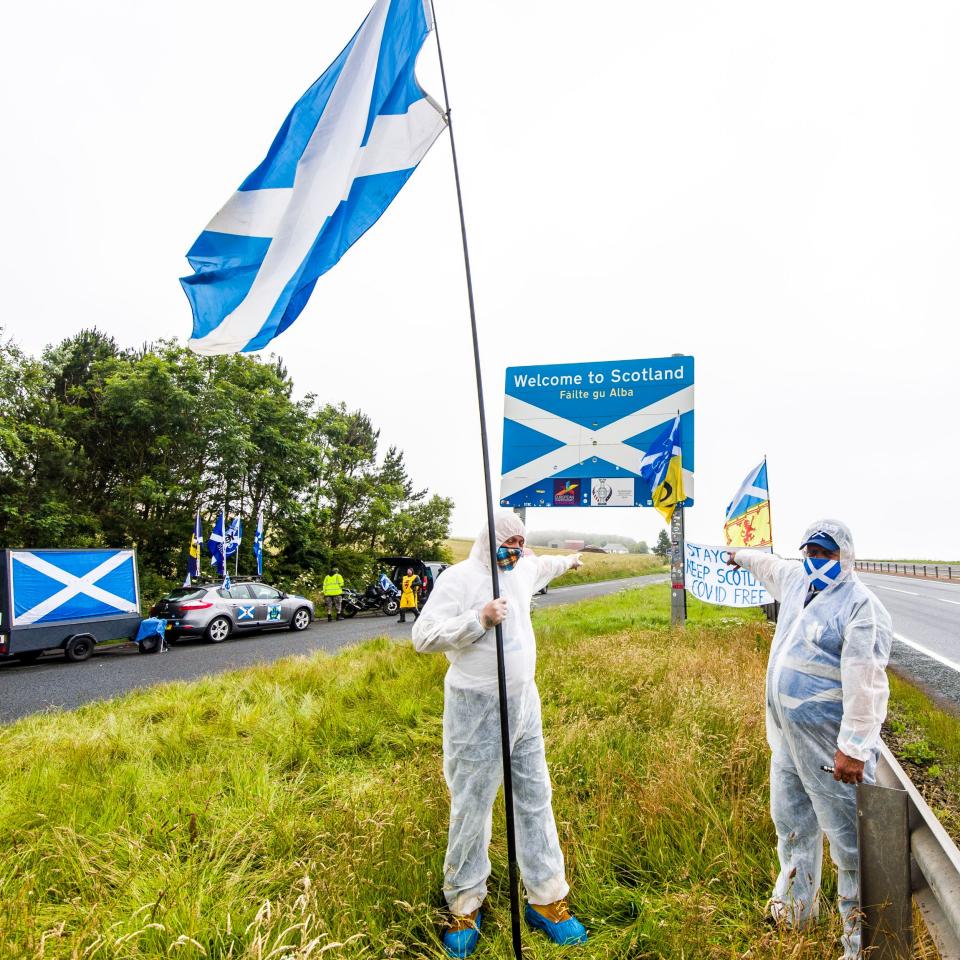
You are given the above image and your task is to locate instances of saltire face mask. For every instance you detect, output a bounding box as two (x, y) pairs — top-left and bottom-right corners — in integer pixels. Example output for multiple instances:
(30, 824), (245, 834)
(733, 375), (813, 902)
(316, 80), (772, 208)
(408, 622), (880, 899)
(803, 555), (843, 590)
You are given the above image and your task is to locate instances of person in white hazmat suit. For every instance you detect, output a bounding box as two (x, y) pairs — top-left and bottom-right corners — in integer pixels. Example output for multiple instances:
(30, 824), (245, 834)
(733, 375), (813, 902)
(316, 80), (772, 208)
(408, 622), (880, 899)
(728, 519), (892, 959)
(412, 511), (588, 958)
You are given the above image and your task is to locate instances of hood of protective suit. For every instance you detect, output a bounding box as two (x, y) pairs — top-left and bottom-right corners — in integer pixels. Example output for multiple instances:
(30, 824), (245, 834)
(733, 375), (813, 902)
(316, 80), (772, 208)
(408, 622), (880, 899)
(799, 518), (855, 580)
(468, 510), (526, 569)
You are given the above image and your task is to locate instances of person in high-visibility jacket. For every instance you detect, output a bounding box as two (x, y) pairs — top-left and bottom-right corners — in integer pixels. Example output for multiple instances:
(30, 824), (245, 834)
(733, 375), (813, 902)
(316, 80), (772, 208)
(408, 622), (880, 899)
(398, 567), (421, 623)
(322, 567), (345, 622)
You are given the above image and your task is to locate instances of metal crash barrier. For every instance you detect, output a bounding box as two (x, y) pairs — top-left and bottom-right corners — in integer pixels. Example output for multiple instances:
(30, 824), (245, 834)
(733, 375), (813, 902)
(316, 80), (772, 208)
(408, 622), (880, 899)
(858, 743), (960, 958)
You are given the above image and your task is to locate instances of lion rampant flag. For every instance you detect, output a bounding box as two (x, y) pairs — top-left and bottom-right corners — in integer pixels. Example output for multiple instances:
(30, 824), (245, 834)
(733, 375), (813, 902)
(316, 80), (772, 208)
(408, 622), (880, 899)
(724, 460), (772, 549)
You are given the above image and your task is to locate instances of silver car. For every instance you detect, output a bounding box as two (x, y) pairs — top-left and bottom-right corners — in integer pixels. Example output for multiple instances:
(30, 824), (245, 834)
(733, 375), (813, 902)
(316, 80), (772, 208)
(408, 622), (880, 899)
(152, 579), (314, 643)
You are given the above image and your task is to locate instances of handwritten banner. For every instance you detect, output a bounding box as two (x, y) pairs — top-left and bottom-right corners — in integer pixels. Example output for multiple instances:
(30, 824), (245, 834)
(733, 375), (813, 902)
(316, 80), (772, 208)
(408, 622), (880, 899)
(684, 542), (773, 607)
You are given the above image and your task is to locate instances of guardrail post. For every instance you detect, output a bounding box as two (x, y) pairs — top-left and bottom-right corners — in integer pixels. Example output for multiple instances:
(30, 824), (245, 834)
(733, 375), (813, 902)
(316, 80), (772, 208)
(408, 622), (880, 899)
(858, 781), (913, 958)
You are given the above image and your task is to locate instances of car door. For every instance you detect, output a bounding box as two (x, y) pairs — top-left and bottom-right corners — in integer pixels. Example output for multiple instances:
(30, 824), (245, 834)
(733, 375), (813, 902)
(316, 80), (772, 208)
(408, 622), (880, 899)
(248, 583), (288, 628)
(221, 583), (257, 628)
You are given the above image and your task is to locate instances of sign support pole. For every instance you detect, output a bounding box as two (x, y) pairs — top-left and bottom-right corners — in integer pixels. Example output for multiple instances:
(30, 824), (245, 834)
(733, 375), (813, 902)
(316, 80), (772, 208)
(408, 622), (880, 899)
(671, 505), (687, 626)
(430, 5), (523, 955)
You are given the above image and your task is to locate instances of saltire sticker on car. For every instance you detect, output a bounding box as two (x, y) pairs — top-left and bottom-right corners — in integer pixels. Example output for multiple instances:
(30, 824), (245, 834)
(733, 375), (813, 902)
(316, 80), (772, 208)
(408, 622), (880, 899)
(237, 605), (255, 621)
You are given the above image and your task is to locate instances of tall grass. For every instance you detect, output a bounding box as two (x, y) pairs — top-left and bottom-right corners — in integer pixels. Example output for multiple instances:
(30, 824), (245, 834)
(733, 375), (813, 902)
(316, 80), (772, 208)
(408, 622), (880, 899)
(444, 539), (666, 585)
(0, 587), (936, 958)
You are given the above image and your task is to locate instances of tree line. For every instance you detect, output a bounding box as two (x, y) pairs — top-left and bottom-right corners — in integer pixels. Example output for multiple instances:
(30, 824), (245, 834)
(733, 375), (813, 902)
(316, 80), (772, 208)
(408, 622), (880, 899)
(0, 329), (453, 597)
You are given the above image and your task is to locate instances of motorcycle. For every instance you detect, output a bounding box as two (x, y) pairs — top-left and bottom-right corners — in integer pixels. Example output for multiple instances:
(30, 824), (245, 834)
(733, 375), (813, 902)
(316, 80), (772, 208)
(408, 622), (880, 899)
(340, 584), (400, 618)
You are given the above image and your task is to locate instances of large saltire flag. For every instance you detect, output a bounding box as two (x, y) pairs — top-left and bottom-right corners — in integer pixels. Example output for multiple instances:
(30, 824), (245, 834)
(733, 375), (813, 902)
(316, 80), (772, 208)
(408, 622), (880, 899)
(180, 0), (447, 355)
(724, 459), (772, 549)
(639, 414), (685, 522)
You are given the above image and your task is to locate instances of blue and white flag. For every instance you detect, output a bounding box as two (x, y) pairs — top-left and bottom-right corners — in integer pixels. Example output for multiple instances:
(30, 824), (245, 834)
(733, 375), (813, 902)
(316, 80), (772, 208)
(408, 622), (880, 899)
(10, 549), (139, 626)
(225, 517), (243, 557)
(253, 510), (264, 576)
(181, 0), (447, 355)
(208, 509), (227, 572)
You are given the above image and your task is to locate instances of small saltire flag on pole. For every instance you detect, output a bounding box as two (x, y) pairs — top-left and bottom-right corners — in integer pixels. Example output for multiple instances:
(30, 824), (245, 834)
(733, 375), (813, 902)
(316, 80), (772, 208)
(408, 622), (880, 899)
(724, 459), (772, 549)
(224, 517), (243, 557)
(639, 414), (685, 523)
(185, 508), (203, 586)
(254, 511), (264, 576)
(180, 0), (447, 355)
(208, 509), (227, 573)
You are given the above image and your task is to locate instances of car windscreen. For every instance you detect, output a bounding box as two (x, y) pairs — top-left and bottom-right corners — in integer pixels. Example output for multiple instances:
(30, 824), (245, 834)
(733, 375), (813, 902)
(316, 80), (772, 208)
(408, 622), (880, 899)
(165, 588), (206, 602)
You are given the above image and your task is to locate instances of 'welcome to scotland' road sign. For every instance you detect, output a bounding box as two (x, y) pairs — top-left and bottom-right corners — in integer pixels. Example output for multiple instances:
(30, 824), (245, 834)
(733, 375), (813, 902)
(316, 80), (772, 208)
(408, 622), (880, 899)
(499, 356), (694, 508)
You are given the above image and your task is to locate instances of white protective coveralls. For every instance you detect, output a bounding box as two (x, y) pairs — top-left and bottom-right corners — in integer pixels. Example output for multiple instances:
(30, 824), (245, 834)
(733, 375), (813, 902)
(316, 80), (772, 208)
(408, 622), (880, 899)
(736, 519), (892, 959)
(412, 511), (579, 915)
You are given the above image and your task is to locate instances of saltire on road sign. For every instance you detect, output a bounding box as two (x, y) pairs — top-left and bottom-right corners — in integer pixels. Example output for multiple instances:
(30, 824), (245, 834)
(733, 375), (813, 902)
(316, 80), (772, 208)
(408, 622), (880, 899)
(180, 0), (447, 355)
(499, 357), (694, 508)
(10, 550), (138, 627)
(724, 459), (772, 549)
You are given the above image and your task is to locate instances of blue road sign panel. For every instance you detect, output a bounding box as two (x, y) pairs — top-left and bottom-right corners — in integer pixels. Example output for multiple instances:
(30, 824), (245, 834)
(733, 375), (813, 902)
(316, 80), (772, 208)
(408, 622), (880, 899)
(499, 356), (694, 508)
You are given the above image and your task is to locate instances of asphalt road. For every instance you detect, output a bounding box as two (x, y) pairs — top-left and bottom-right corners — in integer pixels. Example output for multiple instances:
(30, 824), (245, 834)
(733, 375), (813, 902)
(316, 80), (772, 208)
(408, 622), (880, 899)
(0, 573), (668, 724)
(859, 572), (960, 709)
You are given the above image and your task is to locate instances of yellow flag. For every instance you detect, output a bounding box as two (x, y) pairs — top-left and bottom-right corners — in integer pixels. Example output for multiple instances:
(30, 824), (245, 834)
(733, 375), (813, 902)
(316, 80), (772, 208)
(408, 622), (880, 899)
(652, 452), (685, 523)
(723, 500), (772, 548)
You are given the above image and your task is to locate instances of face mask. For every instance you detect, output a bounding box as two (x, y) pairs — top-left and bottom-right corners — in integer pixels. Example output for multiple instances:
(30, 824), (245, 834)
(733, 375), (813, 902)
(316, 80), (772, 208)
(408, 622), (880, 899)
(496, 546), (523, 571)
(803, 555), (843, 591)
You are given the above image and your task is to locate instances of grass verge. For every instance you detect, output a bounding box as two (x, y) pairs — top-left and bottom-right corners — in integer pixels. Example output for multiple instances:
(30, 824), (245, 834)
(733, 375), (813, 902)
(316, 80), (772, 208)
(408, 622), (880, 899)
(0, 586), (939, 958)
(444, 538), (667, 586)
(886, 673), (960, 843)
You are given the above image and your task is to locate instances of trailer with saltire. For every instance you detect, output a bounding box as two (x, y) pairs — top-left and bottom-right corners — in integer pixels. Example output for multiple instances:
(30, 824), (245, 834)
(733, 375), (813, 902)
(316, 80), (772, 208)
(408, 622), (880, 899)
(0, 548), (142, 663)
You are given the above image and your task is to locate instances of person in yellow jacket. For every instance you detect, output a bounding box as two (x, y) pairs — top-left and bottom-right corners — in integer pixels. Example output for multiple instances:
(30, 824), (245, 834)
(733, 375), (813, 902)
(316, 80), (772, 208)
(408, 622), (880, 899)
(398, 567), (421, 623)
(322, 567), (345, 622)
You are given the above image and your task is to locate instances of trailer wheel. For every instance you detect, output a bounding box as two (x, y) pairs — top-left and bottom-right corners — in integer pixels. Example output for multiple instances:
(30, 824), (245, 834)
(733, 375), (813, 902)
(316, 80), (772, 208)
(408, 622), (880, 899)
(138, 634), (161, 654)
(65, 634), (95, 662)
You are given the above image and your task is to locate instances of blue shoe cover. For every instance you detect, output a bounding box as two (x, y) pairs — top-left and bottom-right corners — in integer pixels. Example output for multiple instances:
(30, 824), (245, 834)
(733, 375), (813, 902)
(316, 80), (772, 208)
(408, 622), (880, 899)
(442, 910), (482, 958)
(524, 903), (588, 945)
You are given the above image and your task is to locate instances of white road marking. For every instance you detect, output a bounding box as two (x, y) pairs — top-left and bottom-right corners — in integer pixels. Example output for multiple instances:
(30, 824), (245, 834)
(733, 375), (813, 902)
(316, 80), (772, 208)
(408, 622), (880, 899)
(872, 584), (920, 596)
(893, 632), (960, 675)
(939, 598), (960, 605)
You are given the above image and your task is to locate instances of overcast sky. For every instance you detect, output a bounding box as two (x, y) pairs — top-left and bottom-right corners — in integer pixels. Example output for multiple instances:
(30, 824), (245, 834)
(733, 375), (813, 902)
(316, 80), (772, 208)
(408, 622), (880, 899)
(2, 1), (958, 559)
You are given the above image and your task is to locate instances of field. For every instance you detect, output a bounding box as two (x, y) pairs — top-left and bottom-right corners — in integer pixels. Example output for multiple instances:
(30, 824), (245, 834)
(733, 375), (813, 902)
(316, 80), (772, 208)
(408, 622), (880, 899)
(0, 584), (946, 959)
(444, 538), (666, 586)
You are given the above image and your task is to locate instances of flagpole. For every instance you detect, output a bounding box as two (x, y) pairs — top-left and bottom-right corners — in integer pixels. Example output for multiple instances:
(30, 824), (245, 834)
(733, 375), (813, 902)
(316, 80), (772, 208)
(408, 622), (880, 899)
(222, 502), (227, 584)
(428, 4), (523, 955)
(763, 454), (776, 549)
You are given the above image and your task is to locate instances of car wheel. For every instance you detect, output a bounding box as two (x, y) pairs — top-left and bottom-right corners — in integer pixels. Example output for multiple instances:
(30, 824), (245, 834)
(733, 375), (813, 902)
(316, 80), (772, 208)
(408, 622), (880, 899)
(65, 634), (95, 662)
(381, 598), (399, 616)
(290, 608), (311, 631)
(205, 617), (231, 643)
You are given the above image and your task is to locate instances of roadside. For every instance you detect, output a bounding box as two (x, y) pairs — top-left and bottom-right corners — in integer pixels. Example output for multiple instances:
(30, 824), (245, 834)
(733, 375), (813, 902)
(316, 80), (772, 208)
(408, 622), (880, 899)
(444, 536), (667, 587)
(856, 562), (960, 585)
(885, 673), (960, 846)
(0, 585), (846, 959)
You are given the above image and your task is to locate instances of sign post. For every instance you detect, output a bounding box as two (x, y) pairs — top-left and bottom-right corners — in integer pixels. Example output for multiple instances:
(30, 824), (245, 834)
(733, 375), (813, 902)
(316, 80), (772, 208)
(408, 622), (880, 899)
(671, 505), (687, 626)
